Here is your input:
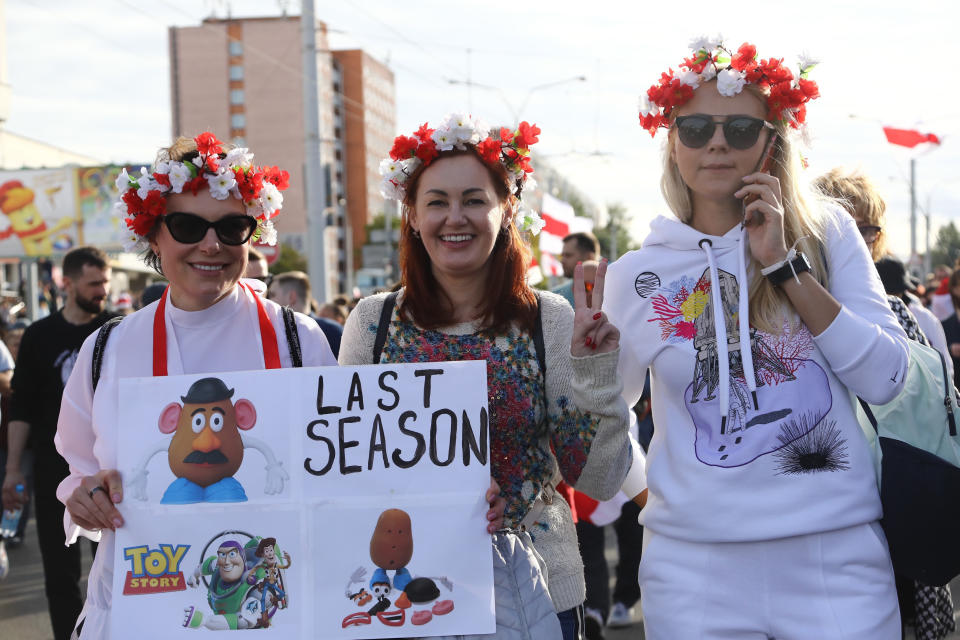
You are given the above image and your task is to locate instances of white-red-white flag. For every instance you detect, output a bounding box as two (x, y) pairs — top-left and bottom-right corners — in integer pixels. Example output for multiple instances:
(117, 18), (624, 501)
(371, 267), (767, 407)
(539, 193), (594, 255)
(537, 250), (564, 277)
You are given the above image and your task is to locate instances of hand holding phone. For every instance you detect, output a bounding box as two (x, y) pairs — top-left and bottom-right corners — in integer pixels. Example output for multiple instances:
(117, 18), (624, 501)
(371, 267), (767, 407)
(742, 134), (778, 226)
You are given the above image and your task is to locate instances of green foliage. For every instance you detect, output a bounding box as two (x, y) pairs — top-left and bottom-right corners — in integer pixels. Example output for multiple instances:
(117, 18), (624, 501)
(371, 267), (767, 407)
(929, 221), (960, 270)
(594, 202), (639, 260)
(269, 244), (307, 274)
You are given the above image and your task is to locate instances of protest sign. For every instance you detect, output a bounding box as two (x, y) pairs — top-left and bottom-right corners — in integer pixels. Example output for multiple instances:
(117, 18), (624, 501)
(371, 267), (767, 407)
(112, 361), (494, 638)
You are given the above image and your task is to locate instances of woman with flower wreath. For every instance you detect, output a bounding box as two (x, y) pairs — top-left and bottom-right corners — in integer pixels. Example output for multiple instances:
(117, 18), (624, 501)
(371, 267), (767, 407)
(49, 133), (506, 638)
(339, 114), (638, 640)
(603, 39), (910, 637)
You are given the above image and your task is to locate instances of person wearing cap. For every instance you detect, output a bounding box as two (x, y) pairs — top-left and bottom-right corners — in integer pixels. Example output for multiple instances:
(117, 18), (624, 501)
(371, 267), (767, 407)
(876, 257), (950, 364)
(138, 282), (167, 309)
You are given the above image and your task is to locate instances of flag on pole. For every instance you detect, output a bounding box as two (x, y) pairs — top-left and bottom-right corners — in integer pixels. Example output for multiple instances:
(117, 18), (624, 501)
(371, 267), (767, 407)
(538, 193), (594, 276)
(882, 127), (941, 148)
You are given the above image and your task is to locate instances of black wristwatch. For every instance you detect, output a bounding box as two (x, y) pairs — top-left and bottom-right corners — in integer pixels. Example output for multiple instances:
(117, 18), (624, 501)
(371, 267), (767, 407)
(764, 251), (811, 286)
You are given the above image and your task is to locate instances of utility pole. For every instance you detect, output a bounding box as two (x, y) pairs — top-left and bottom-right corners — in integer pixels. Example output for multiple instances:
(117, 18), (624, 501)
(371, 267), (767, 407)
(301, 0), (327, 301)
(925, 195), (932, 277)
(910, 157), (917, 265)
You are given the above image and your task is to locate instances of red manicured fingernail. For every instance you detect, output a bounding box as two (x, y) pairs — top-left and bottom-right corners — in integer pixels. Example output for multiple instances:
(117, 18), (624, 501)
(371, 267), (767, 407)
(593, 312), (601, 320)
(577, 261), (582, 266)
(592, 343), (597, 350)
(585, 337), (592, 346)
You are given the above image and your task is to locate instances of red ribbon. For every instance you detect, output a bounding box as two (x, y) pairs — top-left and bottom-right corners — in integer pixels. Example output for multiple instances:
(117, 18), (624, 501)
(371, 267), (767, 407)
(153, 283), (281, 377)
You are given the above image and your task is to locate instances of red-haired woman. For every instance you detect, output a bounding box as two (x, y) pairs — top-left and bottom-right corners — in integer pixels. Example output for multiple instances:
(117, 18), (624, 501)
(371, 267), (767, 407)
(339, 114), (638, 640)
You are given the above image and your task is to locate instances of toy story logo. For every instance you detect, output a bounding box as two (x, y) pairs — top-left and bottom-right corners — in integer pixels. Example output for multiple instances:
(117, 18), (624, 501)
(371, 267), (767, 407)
(122, 543), (190, 595)
(113, 363), (494, 639)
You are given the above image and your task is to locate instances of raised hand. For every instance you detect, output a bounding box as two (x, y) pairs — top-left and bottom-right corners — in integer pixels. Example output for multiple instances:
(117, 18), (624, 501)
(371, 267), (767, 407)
(570, 259), (620, 357)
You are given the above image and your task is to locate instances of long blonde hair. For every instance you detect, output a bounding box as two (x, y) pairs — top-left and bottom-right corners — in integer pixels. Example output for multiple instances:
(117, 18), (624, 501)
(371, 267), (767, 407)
(659, 85), (830, 334)
(813, 167), (888, 262)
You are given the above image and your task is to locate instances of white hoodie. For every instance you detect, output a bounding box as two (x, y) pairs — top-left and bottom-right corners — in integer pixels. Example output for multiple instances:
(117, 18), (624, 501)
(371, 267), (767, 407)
(604, 207), (909, 542)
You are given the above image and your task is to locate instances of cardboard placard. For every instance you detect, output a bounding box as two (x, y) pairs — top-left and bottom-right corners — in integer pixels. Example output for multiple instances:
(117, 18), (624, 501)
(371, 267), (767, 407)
(112, 362), (494, 638)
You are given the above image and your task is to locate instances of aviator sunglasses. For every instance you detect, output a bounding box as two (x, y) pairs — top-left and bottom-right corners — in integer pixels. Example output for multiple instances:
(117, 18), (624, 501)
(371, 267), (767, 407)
(674, 115), (775, 150)
(163, 212), (258, 246)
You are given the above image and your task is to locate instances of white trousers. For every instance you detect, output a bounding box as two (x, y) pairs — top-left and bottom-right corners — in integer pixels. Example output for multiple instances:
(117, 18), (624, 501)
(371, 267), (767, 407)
(638, 522), (900, 639)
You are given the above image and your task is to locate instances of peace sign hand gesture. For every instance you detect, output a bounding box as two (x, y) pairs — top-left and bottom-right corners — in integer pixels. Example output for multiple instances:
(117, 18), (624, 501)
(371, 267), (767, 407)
(570, 259), (620, 357)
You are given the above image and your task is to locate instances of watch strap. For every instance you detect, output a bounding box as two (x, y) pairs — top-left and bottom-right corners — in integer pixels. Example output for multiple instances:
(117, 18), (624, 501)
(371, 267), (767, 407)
(765, 251), (811, 286)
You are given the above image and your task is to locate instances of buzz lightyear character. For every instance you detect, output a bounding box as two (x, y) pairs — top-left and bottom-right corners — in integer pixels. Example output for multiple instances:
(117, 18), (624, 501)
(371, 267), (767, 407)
(183, 539), (265, 630)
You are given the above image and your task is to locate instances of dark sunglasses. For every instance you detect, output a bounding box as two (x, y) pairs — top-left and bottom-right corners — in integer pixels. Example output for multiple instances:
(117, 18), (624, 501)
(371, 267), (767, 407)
(858, 225), (882, 244)
(674, 115), (775, 150)
(163, 212), (258, 246)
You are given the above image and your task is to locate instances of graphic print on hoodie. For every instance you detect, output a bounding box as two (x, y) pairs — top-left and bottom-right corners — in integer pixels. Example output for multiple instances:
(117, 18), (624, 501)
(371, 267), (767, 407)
(648, 265), (848, 473)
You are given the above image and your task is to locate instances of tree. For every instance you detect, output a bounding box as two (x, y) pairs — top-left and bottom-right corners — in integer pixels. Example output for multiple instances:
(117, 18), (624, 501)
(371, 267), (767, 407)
(594, 202), (638, 260)
(928, 221), (960, 270)
(269, 244), (307, 274)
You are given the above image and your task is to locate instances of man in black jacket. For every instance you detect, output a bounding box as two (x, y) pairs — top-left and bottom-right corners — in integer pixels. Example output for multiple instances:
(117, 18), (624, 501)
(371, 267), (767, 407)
(1, 246), (113, 640)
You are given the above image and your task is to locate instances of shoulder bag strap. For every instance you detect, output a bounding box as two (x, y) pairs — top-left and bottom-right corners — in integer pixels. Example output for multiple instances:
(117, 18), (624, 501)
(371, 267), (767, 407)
(372, 291), (399, 364)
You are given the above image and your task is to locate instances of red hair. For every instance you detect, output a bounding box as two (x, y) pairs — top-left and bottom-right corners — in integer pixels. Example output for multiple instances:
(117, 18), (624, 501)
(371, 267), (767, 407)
(399, 149), (537, 333)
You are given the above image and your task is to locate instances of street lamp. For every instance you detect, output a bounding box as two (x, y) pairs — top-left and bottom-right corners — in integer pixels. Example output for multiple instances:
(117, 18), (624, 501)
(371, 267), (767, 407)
(447, 75), (587, 122)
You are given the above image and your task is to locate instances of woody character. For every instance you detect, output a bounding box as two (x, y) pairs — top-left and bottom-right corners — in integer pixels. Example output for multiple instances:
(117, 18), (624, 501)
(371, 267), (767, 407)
(0, 180), (74, 256)
(254, 537), (290, 628)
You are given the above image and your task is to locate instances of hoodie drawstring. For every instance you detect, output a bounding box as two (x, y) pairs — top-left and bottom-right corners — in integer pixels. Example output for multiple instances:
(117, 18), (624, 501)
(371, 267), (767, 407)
(699, 232), (757, 433)
(737, 227), (759, 411)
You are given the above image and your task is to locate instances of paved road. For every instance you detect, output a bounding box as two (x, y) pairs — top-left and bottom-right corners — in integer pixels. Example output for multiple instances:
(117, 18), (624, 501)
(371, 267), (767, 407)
(2, 516), (957, 639)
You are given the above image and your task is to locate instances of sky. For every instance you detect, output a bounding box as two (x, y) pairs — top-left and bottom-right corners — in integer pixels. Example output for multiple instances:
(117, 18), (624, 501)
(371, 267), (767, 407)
(4, 0), (959, 265)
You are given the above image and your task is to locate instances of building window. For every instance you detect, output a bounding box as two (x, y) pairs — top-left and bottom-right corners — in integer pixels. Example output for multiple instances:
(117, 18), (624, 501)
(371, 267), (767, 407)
(231, 114), (246, 129)
(230, 89), (245, 105)
(229, 65), (244, 81)
(229, 40), (242, 56)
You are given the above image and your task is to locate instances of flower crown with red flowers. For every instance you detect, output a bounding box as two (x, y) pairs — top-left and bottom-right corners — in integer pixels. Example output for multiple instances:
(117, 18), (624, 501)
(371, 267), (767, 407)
(113, 132), (290, 251)
(639, 36), (821, 136)
(379, 113), (546, 234)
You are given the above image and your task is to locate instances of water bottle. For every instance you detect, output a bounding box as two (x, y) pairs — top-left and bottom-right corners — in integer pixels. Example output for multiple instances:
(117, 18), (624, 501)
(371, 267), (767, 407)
(0, 484), (24, 538)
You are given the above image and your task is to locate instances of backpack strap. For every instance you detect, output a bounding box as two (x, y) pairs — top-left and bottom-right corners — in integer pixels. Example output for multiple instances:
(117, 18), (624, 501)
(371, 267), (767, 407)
(281, 306), (303, 368)
(92, 306), (303, 392)
(92, 316), (123, 391)
(372, 291), (399, 364)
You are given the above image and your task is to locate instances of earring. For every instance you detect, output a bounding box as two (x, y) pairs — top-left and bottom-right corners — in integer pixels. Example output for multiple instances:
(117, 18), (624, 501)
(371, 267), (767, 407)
(412, 229), (420, 238)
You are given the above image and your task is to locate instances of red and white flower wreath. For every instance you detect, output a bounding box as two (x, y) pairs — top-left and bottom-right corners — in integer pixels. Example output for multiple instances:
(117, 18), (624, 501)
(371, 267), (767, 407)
(639, 36), (821, 136)
(379, 113), (546, 235)
(114, 132), (290, 251)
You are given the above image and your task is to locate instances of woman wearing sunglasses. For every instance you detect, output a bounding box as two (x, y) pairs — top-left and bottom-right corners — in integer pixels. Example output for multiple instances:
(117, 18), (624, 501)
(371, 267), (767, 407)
(340, 114), (636, 640)
(48, 133), (341, 638)
(604, 40), (910, 638)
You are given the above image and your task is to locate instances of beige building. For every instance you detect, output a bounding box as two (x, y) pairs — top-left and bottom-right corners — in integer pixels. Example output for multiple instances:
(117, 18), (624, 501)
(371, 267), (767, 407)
(169, 15), (395, 298)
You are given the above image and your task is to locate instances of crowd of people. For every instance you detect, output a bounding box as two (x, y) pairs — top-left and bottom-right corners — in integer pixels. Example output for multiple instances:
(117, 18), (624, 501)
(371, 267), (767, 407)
(1, 35), (958, 640)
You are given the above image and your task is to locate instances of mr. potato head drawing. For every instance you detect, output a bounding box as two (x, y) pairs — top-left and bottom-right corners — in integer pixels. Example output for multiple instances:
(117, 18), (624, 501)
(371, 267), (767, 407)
(128, 377), (288, 504)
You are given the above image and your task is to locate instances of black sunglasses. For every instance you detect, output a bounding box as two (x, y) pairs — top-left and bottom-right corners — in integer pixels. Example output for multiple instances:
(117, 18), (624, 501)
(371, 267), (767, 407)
(674, 115), (775, 150)
(163, 212), (258, 246)
(858, 225), (882, 244)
